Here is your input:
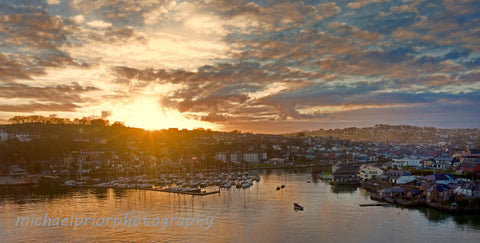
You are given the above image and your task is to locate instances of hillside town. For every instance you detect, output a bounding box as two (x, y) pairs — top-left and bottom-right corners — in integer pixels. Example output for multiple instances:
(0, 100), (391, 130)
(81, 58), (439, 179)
(1, 119), (480, 211)
(328, 148), (480, 212)
(0, 120), (479, 176)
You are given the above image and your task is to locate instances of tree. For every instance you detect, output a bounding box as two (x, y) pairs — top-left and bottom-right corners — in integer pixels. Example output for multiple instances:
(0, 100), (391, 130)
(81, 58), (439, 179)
(91, 119), (109, 126)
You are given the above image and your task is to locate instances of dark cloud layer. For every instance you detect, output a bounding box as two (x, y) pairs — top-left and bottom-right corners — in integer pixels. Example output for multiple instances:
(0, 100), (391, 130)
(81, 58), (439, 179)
(1, 0), (479, 130)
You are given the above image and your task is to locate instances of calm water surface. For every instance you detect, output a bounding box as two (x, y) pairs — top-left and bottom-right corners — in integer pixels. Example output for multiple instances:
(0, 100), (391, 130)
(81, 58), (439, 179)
(1, 169), (480, 242)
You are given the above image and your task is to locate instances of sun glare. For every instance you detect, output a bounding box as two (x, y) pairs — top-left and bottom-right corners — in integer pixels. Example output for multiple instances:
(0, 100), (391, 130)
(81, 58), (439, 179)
(110, 97), (218, 131)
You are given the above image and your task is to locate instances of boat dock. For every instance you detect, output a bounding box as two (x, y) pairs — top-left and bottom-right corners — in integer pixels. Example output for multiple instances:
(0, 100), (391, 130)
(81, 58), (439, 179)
(0, 176), (34, 187)
(158, 189), (220, 195)
(359, 203), (391, 207)
(59, 185), (220, 196)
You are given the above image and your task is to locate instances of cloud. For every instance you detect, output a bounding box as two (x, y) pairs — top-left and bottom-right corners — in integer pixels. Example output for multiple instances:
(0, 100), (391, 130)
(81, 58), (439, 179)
(195, 0), (327, 33)
(47, 0), (61, 5)
(328, 22), (382, 44)
(101, 110), (111, 118)
(0, 11), (72, 48)
(459, 70), (480, 83)
(0, 102), (80, 112)
(347, 0), (391, 9)
(0, 82), (98, 103)
(0, 7), (82, 80)
(317, 2), (341, 19)
(389, 4), (419, 14)
(0, 54), (32, 81)
(70, 15), (85, 24)
(86, 20), (112, 29)
(421, 73), (454, 86)
(70, 0), (175, 26)
(391, 27), (420, 41)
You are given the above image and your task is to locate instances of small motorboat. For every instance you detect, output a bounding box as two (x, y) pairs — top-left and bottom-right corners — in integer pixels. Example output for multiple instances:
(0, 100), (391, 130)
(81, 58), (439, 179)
(281, 184), (285, 188)
(276, 186), (281, 190)
(293, 203), (304, 211)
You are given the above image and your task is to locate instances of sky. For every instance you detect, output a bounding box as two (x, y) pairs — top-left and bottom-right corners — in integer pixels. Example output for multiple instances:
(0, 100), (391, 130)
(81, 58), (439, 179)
(0, 0), (479, 133)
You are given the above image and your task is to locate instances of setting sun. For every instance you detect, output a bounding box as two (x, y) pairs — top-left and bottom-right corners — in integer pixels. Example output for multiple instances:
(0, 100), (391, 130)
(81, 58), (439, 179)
(110, 96), (218, 131)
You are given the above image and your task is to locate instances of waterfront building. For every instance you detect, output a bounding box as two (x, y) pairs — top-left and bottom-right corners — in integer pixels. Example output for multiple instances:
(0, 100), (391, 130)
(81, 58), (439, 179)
(215, 152), (228, 162)
(358, 165), (383, 180)
(230, 152), (240, 164)
(378, 187), (405, 198)
(331, 164), (360, 185)
(405, 190), (424, 200)
(426, 184), (454, 203)
(382, 170), (416, 184)
(454, 183), (476, 197)
(243, 152), (267, 163)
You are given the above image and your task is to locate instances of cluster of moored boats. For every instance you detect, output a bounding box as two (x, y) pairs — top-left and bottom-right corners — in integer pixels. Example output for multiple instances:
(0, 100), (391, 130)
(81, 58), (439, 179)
(161, 172), (261, 190)
(63, 172), (261, 191)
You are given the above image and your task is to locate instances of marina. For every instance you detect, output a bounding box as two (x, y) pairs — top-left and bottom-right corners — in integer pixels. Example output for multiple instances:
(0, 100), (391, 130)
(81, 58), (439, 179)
(54, 171), (260, 196)
(2, 169), (480, 242)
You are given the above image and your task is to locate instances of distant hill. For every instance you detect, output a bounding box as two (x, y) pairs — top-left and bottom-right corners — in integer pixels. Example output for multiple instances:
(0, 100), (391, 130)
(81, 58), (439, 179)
(285, 124), (480, 146)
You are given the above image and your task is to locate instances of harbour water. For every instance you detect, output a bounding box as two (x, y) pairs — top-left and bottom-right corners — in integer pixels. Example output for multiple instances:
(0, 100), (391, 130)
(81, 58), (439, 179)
(1, 168), (480, 242)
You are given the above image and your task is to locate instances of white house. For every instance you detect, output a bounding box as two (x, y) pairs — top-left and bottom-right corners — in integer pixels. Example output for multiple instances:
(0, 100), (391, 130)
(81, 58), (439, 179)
(215, 152), (227, 162)
(0, 129), (7, 142)
(0, 130), (34, 142)
(358, 165), (383, 180)
(230, 153), (239, 163)
(431, 160), (451, 170)
(454, 183), (475, 197)
(272, 144), (282, 151)
(243, 152), (267, 163)
(407, 159), (422, 167)
(384, 170), (416, 184)
(392, 158), (422, 168)
(394, 173), (416, 184)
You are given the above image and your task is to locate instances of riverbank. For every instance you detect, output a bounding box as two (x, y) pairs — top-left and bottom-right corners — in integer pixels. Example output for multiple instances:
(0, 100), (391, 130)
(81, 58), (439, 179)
(369, 192), (480, 213)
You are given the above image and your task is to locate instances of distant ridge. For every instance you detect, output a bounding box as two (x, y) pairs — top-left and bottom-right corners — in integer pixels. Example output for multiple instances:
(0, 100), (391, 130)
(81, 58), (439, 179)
(284, 124), (480, 145)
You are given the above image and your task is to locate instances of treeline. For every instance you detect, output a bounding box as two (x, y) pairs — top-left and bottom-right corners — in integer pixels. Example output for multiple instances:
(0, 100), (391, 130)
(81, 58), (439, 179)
(7, 115), (124, 127)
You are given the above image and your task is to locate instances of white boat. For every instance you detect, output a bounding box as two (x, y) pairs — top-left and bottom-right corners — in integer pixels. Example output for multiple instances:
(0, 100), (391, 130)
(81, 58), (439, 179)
(65, 180), (76, 186)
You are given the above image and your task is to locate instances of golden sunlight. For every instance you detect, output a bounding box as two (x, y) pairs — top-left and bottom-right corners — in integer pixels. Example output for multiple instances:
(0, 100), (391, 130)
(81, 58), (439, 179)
(110, 96), (218, 131)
